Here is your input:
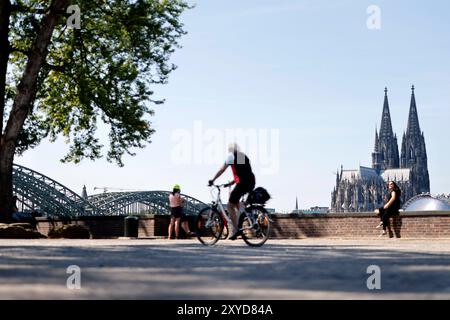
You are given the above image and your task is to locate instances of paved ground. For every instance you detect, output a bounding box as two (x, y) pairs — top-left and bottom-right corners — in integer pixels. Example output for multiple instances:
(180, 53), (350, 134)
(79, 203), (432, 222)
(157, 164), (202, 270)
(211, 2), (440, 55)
(1, 238), (450, 299)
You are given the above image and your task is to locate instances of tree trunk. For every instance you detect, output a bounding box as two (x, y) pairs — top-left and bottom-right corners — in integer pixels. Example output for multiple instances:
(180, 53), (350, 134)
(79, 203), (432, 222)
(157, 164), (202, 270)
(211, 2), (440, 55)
(0, 0), (70, 222)
(0, 0), (11, 136)
(0, 0), (12, 222)
(0, 141), (14, 222)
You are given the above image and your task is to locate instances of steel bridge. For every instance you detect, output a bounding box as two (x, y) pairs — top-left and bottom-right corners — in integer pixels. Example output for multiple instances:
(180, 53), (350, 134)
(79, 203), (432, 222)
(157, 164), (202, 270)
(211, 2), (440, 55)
(12, 164), (207, 218)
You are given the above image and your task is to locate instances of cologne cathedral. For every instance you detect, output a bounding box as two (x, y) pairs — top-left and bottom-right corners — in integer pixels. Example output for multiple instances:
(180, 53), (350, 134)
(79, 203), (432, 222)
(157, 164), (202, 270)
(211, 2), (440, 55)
(331, 86), (430, 212)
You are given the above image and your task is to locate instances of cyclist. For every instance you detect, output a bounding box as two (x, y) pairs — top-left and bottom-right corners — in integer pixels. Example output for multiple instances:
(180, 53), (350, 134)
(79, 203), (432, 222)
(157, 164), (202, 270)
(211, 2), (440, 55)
(208, 143), (255, 240)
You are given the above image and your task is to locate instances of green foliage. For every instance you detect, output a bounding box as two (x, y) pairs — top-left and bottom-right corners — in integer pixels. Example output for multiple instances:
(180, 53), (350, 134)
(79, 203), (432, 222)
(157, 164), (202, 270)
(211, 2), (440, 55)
(6, 0), (191, 165)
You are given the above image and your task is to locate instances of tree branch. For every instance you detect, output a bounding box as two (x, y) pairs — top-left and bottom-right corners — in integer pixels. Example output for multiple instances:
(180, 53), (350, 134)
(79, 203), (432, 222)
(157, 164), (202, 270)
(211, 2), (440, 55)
(10, 3), (48, 14)
(3, 0), (70, 146)
(10, 46), (31, 56)
(44, 62), (66, 73)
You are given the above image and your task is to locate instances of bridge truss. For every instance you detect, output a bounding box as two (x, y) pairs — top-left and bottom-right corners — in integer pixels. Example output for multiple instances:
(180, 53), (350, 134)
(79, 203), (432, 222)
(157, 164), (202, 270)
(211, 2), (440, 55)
(12, 164), (207, 218)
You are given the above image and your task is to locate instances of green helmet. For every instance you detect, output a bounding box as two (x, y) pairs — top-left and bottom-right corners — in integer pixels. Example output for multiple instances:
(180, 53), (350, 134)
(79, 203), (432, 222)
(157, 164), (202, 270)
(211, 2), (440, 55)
(173, 184), (181, 190)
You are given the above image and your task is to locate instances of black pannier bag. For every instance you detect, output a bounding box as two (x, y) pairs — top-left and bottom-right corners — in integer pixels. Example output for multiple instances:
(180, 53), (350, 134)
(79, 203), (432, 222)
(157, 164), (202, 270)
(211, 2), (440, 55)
(247, 187), (271, 205)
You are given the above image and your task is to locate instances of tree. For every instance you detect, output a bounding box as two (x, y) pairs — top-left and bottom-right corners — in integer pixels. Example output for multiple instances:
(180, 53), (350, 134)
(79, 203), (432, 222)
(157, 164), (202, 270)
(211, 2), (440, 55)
(0, 0), (190, 222)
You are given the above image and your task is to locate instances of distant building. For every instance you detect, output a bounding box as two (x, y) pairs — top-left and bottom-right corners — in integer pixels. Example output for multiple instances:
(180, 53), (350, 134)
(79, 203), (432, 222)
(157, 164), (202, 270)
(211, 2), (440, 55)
(304, 206), (329, 214)
(291, 206), (330, 214)
(331, 86), (430, 212)
(82, 185), (88, 199)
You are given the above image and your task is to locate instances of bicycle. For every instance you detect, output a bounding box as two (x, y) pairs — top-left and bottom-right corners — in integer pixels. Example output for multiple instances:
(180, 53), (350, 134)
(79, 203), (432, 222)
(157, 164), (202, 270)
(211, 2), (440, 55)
(195, 183), (272, 247)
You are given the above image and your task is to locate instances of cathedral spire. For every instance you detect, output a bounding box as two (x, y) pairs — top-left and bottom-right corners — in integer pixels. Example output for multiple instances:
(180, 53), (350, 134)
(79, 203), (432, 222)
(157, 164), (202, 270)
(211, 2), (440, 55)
(379, 87), (394, 139)
(406, 84), (421, 136)
(400, 85), (430, 193)
(374, 127), (379, 152)
(372, 126), (381, 172)
(377, 87), (399, 169)
(82, 185), (88, 199)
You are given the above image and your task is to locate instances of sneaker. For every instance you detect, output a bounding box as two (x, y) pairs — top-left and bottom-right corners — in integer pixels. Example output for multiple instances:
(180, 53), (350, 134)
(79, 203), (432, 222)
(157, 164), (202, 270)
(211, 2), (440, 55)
(379, 230), (387, 237)
(187, 231), (196, 237)
(375, 222), (383, 229)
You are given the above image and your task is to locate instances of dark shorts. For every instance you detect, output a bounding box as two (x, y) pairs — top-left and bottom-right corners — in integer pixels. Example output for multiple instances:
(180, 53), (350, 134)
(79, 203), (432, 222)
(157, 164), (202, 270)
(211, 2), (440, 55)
(379, 207), (399, 220)
(229, 182), (255, 204)
(170, 206), (184, 219)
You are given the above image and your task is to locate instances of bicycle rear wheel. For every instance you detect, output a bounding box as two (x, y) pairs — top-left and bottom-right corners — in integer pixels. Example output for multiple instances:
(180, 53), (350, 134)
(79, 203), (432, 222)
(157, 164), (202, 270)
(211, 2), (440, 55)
(239, 207), (271, 247)
(195, 207), (224, 246)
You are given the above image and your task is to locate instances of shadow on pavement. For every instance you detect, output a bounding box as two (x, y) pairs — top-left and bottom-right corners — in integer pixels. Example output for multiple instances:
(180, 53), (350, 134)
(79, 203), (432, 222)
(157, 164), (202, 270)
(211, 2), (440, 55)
(1, 241), (450, 299)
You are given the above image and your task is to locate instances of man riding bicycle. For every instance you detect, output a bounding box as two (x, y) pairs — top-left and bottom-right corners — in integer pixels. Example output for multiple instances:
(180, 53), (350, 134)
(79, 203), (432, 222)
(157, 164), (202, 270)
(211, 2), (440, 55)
(208, 143), (255, 240)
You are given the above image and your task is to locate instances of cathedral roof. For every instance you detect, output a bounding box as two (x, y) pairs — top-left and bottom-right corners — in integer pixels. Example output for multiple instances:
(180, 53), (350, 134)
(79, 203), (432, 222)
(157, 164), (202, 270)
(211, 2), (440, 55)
(341, 166), (380, 182)
(381, 168), (411, 182)
(341, 170), (358, 181)
(340, 166), (411, 183)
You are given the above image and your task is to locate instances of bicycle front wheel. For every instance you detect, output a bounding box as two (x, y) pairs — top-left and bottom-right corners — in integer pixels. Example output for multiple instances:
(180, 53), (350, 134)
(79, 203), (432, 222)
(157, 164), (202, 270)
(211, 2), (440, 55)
(195, 207), (224, 246)
(239, 207), (271, 247)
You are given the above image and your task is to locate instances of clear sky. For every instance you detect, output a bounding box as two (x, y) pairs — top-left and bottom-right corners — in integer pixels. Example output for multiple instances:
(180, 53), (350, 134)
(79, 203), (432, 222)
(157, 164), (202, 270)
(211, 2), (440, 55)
(17, 0), (450, 212)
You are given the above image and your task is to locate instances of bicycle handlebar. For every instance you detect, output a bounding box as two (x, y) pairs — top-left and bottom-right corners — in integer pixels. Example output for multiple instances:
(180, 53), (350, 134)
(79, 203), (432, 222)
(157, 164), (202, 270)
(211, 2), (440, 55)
(217, 183), (229, 188)
(208, 183), (233, 188)
(208, 183), (232, 201)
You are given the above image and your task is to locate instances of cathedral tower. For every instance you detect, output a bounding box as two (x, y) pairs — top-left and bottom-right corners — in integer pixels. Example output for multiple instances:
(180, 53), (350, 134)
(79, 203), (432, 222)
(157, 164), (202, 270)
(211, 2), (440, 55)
(400, 85), (430, 194)
(372, 87), (399, 171)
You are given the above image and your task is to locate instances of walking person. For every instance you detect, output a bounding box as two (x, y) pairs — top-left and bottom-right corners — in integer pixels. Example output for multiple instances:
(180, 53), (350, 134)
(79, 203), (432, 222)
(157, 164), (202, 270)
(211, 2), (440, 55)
(376, 181), (401, 236)
(168, 184), (195, 239)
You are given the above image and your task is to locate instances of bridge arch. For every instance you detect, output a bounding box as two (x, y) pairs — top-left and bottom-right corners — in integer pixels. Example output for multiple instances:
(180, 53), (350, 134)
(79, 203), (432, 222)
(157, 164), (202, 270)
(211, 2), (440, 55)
(88, 191), (207, 216)
(12, 164), (207, 217)
(12, 164), (96, 217)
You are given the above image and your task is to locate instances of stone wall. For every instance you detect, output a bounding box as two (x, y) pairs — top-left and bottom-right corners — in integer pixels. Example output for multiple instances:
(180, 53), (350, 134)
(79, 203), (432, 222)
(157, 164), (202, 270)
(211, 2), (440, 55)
(35, 211), (450, 239)
(271, 212), (450, 238)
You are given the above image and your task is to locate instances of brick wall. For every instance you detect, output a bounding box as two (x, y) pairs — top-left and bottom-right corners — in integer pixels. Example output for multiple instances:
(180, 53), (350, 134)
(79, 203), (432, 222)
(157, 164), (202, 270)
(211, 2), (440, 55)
(36, 211), (450, 239)
(37, 216), (125, 238)
(36, 215), (196, 238)
(271, 211), (450, 238)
